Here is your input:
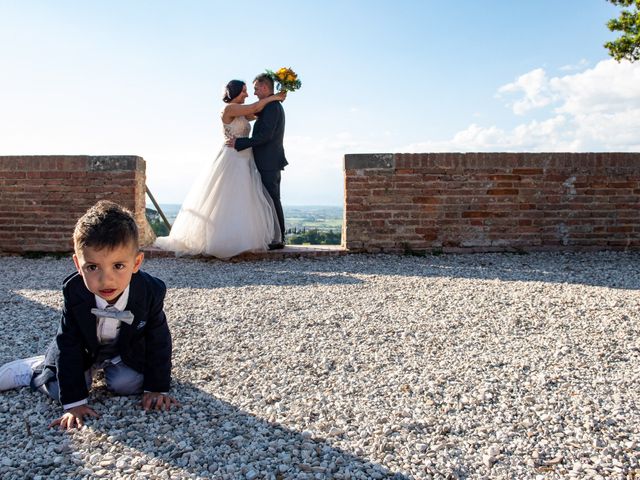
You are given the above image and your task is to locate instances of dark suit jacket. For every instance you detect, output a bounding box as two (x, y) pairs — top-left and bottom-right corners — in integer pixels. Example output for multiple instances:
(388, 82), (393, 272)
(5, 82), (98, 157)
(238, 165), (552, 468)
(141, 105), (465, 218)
(32, 270), (172, 406)
(235, 101), (287, 171)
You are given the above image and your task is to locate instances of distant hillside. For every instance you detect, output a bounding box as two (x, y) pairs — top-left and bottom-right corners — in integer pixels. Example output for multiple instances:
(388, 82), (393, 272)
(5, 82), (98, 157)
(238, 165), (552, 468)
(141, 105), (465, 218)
(284, 205), (342, 233)
(148, 204), (343, 232)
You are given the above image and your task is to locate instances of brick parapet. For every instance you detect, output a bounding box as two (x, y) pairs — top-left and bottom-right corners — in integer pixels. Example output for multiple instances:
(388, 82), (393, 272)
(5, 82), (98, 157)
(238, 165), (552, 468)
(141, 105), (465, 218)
(0, 156), (154, 253)
(343, 152), (640, 253)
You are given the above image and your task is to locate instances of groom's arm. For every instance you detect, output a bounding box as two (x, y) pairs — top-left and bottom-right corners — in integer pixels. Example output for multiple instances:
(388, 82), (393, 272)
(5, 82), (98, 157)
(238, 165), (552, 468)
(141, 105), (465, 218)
(234, 103), (281, 151)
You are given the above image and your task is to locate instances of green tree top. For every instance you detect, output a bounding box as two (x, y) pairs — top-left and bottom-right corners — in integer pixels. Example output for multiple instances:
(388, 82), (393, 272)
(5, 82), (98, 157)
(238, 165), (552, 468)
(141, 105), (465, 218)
(605, 0), (640, 62)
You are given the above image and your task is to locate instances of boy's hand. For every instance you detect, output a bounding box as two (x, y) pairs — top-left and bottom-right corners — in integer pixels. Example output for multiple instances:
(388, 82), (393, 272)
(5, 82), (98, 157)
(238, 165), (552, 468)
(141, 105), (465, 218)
(142, 392), (180, 412)
(49, 405), (99, 430)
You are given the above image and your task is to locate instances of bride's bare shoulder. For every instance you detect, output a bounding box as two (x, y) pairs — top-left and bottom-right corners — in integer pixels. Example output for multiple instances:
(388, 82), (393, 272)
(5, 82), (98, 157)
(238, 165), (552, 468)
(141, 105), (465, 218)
(221, 105), (236, 124)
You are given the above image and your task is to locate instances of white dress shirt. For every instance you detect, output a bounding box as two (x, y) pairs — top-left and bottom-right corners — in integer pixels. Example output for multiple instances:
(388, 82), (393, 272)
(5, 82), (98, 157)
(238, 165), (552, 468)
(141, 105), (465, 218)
(62, 286), (130, 410)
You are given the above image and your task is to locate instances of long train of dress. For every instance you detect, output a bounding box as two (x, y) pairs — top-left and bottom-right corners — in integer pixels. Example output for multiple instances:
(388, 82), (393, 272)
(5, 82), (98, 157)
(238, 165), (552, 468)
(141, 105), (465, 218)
(154, 116), (281, 259)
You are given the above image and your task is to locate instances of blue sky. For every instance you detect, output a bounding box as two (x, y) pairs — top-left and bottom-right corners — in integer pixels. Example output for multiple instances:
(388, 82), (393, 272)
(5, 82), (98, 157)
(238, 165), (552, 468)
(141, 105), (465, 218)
(1, 1), (638, 205)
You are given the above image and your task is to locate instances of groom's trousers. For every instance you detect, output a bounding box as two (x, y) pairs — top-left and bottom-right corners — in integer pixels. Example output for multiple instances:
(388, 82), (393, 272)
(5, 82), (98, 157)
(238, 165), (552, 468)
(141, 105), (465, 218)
(259, 169), (285, 241)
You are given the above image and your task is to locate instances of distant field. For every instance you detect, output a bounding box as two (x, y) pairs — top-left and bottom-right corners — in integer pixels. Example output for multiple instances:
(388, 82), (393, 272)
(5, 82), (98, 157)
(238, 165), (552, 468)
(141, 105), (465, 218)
(149, 204), (343, 232)
(284, 205), (342, 232)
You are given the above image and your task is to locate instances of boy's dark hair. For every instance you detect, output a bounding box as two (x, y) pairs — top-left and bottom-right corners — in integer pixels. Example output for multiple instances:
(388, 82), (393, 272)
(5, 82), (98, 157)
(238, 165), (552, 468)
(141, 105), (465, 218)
(73, 201), (139, 252)
(254, 73), (274, 91)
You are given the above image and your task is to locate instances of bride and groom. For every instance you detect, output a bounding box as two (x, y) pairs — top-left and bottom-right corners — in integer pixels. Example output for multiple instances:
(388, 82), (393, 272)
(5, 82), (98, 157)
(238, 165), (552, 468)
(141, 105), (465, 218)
(155, 73), (288, 258)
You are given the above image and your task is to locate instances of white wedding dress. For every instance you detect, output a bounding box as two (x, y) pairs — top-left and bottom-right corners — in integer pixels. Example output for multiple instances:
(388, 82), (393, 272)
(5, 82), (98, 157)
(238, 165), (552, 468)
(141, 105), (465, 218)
(154, 116), (281, 258)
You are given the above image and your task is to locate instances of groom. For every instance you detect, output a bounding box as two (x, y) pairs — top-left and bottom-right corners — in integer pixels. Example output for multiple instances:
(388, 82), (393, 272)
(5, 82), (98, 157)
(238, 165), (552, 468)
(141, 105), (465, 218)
(227, 73), (287, 249)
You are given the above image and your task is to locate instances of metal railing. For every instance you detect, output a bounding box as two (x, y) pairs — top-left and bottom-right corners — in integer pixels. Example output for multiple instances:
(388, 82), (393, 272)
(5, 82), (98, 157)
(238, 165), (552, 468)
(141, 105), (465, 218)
(145, 186), (172, 232)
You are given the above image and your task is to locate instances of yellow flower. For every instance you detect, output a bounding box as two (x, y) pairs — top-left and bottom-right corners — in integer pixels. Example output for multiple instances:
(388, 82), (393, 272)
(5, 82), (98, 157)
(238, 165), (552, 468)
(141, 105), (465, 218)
(266, 66), (301, 92)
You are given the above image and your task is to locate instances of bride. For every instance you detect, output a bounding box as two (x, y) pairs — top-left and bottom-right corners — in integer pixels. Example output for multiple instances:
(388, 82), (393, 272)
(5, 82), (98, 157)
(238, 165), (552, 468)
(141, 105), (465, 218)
(154, 80), (285, 258)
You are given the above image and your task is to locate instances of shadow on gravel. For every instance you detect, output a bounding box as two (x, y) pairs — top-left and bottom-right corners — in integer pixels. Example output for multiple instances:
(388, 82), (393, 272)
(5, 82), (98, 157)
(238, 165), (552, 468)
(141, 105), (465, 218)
(1, 381), (411, 479)
(112, 380), (410, 479)
(387, 252), (640, 290)
(0, 288), (59, 363)
(144, 251), (640, 291)
(154, 262), (366, 289)
(2, 252), (638, 292)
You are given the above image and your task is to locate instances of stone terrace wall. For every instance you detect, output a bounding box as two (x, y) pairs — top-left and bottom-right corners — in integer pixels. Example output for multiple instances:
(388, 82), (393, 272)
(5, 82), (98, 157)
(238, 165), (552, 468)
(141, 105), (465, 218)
(0, 156), (154, 253)
(343, 153), (640, 253)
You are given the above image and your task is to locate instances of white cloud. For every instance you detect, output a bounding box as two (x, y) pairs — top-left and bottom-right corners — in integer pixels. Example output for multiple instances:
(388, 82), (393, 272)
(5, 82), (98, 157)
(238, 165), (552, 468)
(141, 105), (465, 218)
(401, 59), (640, 153)
(559, 59), (590, 72)
(497, 68), (553, 115)
(399, 116), (576, 153)
(551, 59), (640, 116)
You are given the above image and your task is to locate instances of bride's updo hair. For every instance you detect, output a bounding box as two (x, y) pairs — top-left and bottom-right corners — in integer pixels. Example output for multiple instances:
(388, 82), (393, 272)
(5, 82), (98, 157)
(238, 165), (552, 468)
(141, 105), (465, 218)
(223, 80), (245, 103)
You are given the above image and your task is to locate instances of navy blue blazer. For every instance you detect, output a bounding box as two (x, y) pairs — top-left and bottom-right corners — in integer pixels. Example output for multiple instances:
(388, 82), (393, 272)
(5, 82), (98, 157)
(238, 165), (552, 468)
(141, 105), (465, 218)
(235, 101), (288, 171)
(32, 270), (172, 406)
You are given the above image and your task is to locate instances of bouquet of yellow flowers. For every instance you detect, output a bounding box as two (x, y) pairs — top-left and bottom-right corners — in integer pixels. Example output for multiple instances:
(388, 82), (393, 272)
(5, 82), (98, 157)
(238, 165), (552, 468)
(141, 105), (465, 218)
(266, 67), (302, 92)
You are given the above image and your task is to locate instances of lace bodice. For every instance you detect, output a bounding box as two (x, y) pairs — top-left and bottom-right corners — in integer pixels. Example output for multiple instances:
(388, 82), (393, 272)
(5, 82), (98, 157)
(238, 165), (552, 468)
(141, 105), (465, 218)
(223, 116), (250, 139)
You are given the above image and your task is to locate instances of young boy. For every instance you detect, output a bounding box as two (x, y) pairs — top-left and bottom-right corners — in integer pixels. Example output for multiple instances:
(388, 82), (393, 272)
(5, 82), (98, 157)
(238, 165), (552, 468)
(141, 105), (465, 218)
(0, 200), (178, 429)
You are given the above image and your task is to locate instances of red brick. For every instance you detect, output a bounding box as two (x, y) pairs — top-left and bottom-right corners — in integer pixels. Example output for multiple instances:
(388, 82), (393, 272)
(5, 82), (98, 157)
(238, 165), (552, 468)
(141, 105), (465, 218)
(344, 153), (639, 252)
(0, 156), (149, 253)
(462, 211), (493, 218)
(487, 189), (519, 196)
(489, 174), (521, 181)
(512, 168), (544, 175)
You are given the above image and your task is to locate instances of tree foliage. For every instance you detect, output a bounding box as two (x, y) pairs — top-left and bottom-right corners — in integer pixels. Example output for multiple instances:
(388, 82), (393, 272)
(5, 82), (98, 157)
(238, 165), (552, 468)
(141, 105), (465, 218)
(605, 0), (640, 62)
(287, 229), (341, 245)
(146, 208), (170, 236)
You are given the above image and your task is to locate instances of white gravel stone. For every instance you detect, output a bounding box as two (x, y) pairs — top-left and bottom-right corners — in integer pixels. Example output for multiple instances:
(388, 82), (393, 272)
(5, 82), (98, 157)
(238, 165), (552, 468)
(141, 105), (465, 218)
(0, 252), (638, 479)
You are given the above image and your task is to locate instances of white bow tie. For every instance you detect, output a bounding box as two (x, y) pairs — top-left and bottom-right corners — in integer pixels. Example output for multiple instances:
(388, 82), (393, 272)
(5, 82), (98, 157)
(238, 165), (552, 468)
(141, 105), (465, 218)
(91, 308), (135, 325)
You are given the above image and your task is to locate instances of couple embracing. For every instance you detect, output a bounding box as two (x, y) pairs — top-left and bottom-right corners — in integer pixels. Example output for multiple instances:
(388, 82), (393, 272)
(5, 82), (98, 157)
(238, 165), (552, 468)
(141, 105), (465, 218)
(155, 73), (288, 258)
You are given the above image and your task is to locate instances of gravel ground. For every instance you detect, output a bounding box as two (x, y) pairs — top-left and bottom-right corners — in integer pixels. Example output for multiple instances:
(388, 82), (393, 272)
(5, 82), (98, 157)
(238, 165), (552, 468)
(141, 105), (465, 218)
(0, 251), (638, 480)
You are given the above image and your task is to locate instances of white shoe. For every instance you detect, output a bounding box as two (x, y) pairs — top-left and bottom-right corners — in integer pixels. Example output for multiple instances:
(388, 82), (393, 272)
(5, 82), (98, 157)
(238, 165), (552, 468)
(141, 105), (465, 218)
(0, 355), (44, 391)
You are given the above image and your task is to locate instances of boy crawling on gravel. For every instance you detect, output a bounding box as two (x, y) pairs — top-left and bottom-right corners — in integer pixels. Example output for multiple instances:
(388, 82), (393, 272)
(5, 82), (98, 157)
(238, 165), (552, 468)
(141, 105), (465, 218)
(0, 200), (179, 429)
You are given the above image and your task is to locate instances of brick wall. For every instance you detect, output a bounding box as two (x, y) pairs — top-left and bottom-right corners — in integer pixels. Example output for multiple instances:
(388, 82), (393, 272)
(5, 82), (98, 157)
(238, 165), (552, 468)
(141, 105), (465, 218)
(0, 156), (155, 253)
(343, 153), (640, 253)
